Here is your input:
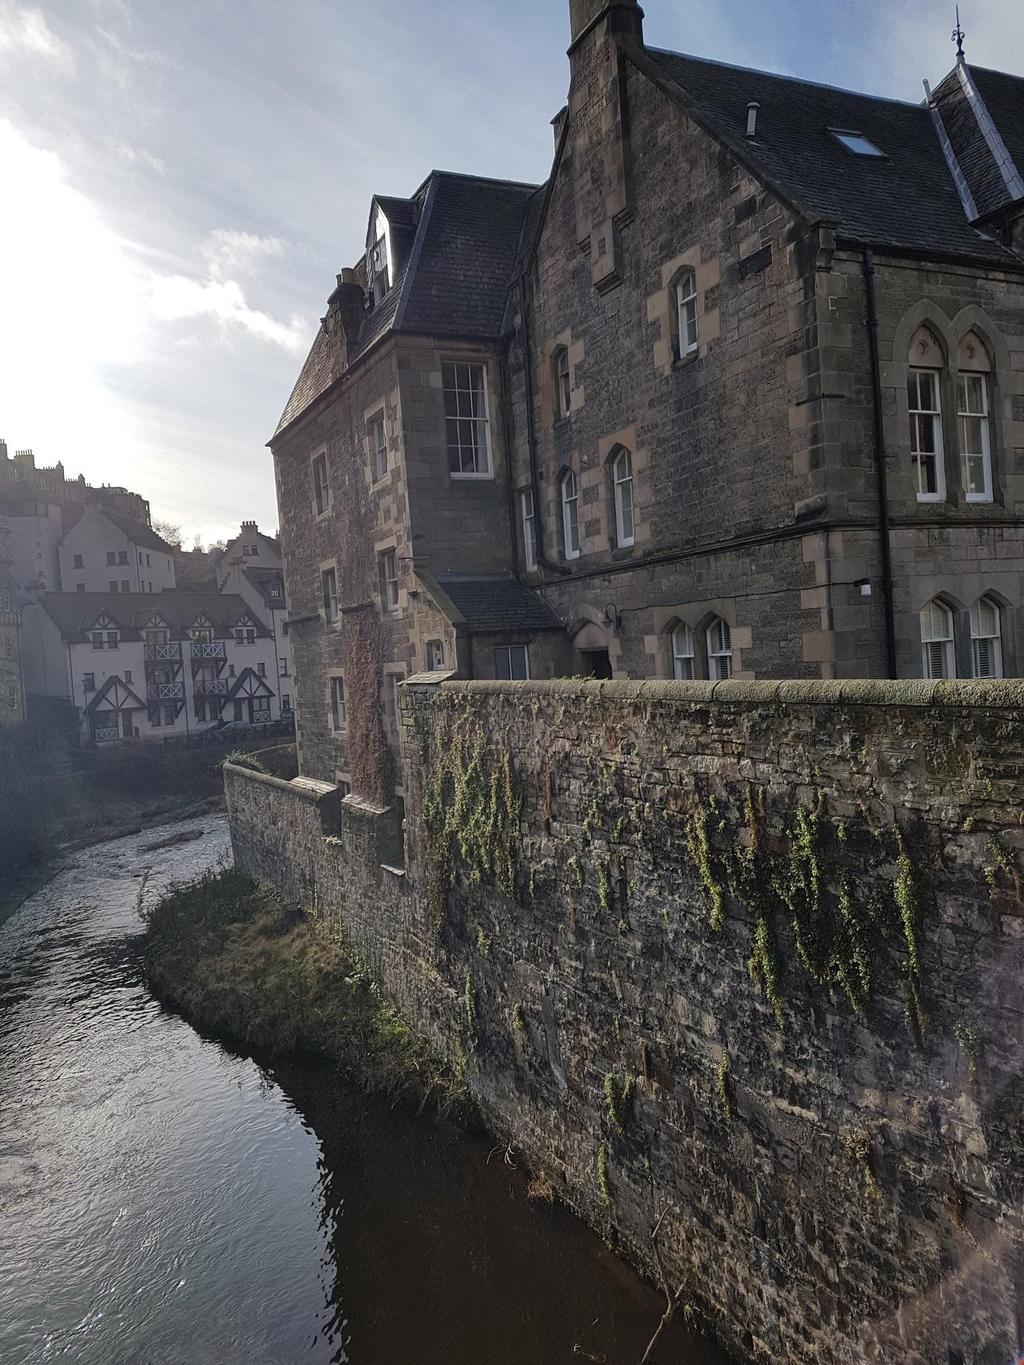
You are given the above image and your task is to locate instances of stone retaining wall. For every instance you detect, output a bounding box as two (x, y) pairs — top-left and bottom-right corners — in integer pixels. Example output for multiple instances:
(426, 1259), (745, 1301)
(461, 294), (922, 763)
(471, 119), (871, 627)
(225, 678), (1024, 1365)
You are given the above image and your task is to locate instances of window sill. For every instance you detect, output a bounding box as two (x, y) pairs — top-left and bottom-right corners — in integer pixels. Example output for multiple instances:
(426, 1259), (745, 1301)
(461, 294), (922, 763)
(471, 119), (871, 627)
(965, 494), (994, 505)
(914, 494), (946, 504)
(553, 417), (572, 433)
(672, 351), (699, 371)
(315, 508), (332, 523)
(449, 471), (494, 481)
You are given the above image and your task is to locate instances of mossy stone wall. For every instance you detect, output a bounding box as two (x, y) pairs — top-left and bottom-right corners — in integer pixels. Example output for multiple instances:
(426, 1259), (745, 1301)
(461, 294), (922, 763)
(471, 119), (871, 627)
(227, 677), (1024, 1365)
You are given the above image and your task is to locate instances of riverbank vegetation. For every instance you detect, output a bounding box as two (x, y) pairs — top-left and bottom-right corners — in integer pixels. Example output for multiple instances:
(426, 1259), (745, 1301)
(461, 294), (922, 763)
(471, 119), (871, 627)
(142, 869), (472, 1119)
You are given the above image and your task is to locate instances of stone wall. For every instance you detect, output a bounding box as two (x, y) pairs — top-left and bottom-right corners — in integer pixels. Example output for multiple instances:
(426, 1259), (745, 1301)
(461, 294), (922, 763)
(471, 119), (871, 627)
(226, 677), (1024, 1365)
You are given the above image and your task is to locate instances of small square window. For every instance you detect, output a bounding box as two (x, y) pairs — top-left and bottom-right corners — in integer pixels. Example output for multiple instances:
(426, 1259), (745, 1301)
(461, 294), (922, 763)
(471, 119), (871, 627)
(830, 129), (885, 158)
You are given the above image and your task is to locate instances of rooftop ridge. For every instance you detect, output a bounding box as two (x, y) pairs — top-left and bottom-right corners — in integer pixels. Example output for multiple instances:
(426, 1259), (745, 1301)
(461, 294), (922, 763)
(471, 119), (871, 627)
(647, 46), (925, 110)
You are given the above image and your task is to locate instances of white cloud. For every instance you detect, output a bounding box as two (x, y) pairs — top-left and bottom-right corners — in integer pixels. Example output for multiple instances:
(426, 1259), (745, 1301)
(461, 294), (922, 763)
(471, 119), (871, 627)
(148, 273), (306, 352)
(0, 120), (143, 465)
(0, 4), (72, 69)
(0, 120), (305, 513)
(201, 229), (286, 281)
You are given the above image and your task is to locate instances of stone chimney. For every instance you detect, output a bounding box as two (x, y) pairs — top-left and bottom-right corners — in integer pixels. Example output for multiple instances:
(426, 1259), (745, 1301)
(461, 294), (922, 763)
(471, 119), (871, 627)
(326, 267), (366, 345)
(569, 0), (643, 49)
(565, 0), (644, 288)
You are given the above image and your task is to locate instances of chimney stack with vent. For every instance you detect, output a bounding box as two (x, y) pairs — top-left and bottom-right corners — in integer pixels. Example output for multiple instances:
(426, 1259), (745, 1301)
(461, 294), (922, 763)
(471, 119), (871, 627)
(325, 266), (366, 346)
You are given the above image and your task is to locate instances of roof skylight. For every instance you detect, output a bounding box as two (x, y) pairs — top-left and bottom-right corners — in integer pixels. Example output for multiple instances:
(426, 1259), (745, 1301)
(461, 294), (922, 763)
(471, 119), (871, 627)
(830, 129), (886, 158)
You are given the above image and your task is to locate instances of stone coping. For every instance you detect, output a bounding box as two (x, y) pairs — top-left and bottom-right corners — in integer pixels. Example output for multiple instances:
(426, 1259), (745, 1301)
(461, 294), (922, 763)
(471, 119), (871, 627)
(431, 677), (1024, 710)
(223, 763), (332, 802)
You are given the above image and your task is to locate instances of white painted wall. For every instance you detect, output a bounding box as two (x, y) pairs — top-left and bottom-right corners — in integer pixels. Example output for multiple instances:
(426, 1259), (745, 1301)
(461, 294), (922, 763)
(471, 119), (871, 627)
(59, 508), (176, 594)
(0, 500), (62, 590)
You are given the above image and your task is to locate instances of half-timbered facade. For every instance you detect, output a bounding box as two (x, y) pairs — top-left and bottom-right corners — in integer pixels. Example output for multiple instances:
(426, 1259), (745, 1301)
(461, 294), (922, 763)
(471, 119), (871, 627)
(20, 591), (288, 745)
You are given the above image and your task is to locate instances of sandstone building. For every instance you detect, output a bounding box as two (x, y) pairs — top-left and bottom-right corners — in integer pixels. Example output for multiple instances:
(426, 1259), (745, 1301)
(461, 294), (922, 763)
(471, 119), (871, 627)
(270, 0), (1024, 790)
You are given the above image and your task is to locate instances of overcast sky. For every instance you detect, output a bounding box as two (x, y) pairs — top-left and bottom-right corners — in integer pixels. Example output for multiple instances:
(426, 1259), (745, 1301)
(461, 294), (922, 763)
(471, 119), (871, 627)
(2, 1), (1023, 544)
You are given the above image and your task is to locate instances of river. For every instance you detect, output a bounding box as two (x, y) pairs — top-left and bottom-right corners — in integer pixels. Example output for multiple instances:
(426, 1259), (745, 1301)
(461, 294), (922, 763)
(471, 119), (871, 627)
(0, 816), (728, 1365)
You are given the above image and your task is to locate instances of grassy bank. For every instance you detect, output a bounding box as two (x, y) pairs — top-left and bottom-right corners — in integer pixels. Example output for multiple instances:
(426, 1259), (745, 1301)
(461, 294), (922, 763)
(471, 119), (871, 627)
(142, 869), (472, 1119)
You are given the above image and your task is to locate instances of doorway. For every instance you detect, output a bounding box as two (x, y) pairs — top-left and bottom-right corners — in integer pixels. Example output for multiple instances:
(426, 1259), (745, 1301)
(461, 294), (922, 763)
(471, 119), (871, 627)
(582, 649), (613, 680)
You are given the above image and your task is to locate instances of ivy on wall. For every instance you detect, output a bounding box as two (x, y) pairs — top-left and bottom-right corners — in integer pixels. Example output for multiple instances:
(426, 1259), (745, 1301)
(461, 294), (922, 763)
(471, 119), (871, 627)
(347, 606), (393, 807)
(418, 701), (522, 926)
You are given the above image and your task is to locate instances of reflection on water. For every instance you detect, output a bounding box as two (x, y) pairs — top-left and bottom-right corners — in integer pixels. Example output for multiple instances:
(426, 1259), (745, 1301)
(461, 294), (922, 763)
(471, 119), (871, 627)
(0, 817), (728, 1365)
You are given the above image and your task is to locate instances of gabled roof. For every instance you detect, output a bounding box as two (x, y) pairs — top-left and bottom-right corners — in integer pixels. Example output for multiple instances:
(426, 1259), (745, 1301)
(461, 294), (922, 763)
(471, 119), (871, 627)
(37, 591), (271, 642)
(372, 195), (418, 230)
(62, 505), (175, 554)
(274, 171), (539, 440)
(930, 63), (1024, 222)
(639, 49), (1022, 270)
(226, 667), (274, 700)
(435, 575), (562, 633)
(86, 674), (146, 713)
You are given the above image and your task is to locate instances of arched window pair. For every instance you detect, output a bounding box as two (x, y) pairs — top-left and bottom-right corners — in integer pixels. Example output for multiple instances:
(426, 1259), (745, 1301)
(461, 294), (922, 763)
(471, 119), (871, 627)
(671, 617), (732, 680)
(920, 596), (1003, 679)
(559, 449), (635, 561)
(671, 268), (698, 361)
(908, 326), (993, 503)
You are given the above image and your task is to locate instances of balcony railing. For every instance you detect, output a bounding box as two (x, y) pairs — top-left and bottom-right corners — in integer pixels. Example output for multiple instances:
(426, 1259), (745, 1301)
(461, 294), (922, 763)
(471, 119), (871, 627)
(144, 642), (182, 663)
(92, 725), (120, 744)
(194, 678), (228, 698)
(190, 640), (226, 661)
(147, 682), (184, 702)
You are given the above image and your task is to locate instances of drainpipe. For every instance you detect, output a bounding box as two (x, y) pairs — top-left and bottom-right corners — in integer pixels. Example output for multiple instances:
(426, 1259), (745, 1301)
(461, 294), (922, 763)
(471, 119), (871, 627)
(516, 273), (571, 578)
(498, 349), (521, 579)
(862, 249), (898, 679)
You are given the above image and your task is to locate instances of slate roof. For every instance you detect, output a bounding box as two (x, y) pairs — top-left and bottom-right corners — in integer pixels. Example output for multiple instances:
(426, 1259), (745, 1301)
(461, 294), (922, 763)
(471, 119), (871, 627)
(973, 66), (1024, 195)
(275, 50), (1024, 442)
(436, 576), (562, 633)
(396, 173), (539, 337)
(641, 49), (1022, 269)
(274, 172), (539, 440)
(62, 505), (175, 554)
(38, 591), (270, 642)
(931, 66), (1007, 219)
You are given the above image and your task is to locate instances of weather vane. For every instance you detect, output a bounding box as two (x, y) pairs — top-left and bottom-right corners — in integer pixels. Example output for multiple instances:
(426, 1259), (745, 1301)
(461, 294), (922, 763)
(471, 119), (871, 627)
(952, 5), (966, 60)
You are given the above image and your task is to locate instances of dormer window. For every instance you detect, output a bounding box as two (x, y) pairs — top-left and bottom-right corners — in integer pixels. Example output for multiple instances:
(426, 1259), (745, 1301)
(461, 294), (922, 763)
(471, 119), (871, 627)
(830, 129), (885, 158)
(369, 235), (389, 305)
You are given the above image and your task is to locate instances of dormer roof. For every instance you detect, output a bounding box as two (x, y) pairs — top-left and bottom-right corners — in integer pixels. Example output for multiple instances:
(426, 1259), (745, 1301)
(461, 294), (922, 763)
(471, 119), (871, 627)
(274, 171), (540, 440)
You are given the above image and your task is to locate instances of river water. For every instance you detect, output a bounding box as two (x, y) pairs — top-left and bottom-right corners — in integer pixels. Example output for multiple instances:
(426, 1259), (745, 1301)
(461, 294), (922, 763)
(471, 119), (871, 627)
(0, 817), (728, 1365)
